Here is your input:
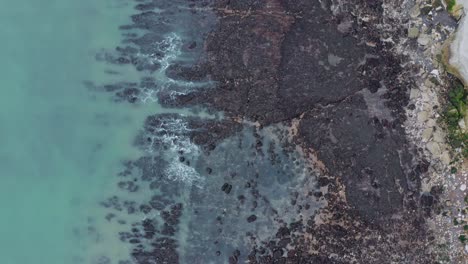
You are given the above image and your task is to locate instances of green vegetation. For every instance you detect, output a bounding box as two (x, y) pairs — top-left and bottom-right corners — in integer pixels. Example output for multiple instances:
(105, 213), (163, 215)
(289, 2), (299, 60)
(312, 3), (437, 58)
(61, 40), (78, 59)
(443, 81), (468, 157)
(443, 0), (465, 20)
(445, 0), (457, 11)
(458, 234), (467, 243)
(455, 199), (468, 245)
(450, 167), (458, 173)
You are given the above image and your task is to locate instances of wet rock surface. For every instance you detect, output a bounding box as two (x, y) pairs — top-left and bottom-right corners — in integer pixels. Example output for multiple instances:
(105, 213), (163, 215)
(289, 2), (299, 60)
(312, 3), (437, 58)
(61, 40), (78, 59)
(297, 94), (413, 222)
(99, 116), (323, 264)
(89, 0), (447, 263)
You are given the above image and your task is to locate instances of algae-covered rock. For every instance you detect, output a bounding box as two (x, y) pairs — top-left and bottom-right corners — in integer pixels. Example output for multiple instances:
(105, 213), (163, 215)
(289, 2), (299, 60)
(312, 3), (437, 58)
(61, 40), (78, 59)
(410, 88), (420, 99)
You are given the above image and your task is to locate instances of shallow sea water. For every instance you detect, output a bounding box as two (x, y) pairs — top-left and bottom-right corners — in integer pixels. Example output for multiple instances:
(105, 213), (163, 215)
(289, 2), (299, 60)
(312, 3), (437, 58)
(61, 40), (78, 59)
(0, 1), (160, 263)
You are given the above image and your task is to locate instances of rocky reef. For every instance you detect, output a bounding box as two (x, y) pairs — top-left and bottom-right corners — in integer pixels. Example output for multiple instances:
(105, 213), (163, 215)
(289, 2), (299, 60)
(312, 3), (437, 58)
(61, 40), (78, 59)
(163, 1), (436, 261)
(90, 0), (468, 263)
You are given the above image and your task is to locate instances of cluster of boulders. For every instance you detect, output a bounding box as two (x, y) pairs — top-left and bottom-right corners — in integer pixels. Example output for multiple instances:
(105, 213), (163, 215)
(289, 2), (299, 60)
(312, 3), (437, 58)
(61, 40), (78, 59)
(403, 0), (468, 259)
(404, 0), (458, 166)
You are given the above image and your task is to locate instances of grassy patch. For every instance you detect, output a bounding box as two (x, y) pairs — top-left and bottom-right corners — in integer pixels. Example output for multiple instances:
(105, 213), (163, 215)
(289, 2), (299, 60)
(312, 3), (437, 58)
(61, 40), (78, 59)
(442, 81), (468, 157)
(445, 0), (457, 11)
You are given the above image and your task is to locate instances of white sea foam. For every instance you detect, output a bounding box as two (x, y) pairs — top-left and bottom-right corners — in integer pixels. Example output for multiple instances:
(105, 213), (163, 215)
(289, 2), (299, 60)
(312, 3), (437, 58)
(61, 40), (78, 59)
(140, 88), (157, 104)
(156, 118), (200, 156)
(165, 160), (205, 188)
(145, 117), (204, 187)
(132, 31), (209, 186)
(152, 32), (183, 71)
(135, 32), (214, 105)
(134, 33), (182, 72)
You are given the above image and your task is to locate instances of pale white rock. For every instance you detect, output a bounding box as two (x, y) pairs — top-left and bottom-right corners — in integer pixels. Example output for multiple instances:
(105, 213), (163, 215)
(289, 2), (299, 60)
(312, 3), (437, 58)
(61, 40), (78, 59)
(430, 69), (439, 76)
(424, 79), (434, 89)
(417, 34), (431, 46)
(441, 151), (451, 165)
(423, 104), (432, 112)
(417, 111), (429, 123)
(421, 24), (428, 33)
(410, 88), (420, 100)
(410, 5), (421, 18)
(408, 27), (419, 38)
(426, 142), (441, 156)
(461, 184), (467, 191)
(422, 128), (433, 141)
(419, 83), (428, 91)
(427, 119), (436, 127)
(459, 118), (466, 130)
(421, 92), (431, 102)
(432, 129), (445, 143)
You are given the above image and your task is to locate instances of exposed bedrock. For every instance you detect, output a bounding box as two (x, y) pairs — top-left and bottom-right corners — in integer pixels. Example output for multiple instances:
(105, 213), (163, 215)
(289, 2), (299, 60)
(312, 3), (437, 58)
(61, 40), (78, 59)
(169, 0), (421, 220)
(297, 94), (420, 221)
(170, 0), (407, 123)
(96, 0), (442, 262)
(163, 0), (438, 262)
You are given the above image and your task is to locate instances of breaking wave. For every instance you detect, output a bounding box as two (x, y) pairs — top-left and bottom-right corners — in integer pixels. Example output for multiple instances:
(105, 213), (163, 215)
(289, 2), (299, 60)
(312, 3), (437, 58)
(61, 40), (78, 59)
(143, 116), (203, 187)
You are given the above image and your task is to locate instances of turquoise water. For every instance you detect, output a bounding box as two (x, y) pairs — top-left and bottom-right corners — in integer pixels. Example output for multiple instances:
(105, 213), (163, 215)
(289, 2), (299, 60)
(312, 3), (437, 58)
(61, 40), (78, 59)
(0, 1), (158, 263)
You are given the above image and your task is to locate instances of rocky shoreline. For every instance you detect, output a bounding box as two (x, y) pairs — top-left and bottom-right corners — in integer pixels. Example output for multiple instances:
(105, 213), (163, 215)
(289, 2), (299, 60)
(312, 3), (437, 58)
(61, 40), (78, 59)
(92, 0), (468, 263)
(404, 0), (468, 262)
(166, 0), (442, 261)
